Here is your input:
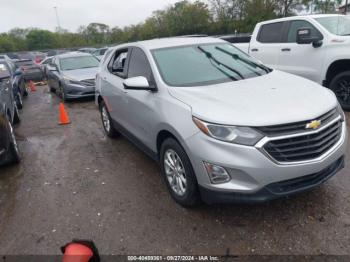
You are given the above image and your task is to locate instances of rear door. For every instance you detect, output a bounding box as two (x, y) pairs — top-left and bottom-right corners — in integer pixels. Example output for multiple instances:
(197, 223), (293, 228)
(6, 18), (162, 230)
(0, 64), (14, 120)
(249, 21), (287, 68)
(278, 19), (325, 83)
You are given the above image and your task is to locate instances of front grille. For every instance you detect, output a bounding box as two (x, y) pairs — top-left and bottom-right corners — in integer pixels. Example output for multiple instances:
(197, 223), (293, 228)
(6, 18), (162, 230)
(266, 157), (344, 194)
(80, 79), (95, 87)
(256, 109), (338, 136)
(263, 120), (342, 163)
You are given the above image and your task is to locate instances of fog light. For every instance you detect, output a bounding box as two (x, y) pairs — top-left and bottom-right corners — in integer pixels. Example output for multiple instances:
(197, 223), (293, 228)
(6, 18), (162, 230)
(204, 162), (231, 184)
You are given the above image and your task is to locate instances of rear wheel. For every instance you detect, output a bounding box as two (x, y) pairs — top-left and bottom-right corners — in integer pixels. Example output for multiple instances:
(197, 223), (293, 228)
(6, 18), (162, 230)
(3, 117), (20, 165)
(16, 91), (23, 110)
(160, 138), (201, 207)
(13, 105), (20, 125)
(329, 71), (350, 111)
(99, 101), (119, 138)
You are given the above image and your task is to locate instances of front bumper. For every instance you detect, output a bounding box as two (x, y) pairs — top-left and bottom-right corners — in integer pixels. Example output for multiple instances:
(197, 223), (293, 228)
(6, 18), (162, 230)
(64, 83), (95, 99)
(200, 156), (345, 204)
(185, 122), (347, 203)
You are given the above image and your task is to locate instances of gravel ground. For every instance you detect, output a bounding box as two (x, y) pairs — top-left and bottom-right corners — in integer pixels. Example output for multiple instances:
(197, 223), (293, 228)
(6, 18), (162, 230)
(0, 85), (349, 255)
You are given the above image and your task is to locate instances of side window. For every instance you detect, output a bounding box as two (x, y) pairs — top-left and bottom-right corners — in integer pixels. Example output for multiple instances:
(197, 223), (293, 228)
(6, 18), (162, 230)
(258, 22), (284, 43)
(108, 49), (129, 78)
(43, 58), (52, 65)
(287, 20), (323, 43)
(127, 47), (154, 84)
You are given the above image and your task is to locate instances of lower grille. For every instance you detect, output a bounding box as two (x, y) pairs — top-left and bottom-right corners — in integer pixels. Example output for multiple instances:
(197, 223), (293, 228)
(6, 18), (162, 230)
(266, 157), (344, 194)
(264, 120), (342, 163)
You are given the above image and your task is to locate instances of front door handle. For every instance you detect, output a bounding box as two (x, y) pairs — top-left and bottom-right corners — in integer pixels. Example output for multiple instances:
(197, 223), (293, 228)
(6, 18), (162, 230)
(251, 48), (259, 52)
(281, 48), (291, 52)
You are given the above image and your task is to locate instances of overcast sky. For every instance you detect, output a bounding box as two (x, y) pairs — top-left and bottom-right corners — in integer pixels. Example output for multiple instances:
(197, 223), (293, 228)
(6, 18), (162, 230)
(0, 0), (184, 33)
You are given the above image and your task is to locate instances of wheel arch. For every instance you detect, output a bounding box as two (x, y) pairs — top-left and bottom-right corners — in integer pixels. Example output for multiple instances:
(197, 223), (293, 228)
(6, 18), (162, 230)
(325, 59), (350, 87)
(156, 129), (183, 158)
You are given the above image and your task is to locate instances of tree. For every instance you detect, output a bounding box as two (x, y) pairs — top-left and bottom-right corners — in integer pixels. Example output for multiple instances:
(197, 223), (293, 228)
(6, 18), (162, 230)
(312, 0), (342, 13)
(26, 29), (57, 50)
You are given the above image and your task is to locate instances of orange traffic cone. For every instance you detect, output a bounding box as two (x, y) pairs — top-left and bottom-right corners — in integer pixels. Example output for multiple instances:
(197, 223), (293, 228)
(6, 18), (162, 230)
(59, 103), (71, 125)
(29, 81), (36, 92)
(63, 243), (93, 262)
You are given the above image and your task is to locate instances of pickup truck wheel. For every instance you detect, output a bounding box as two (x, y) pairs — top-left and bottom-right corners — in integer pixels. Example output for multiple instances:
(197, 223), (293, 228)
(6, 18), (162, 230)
(329, 71), (350, 110)
(99, 101), (119, 138)
(160, 138), (201, 207)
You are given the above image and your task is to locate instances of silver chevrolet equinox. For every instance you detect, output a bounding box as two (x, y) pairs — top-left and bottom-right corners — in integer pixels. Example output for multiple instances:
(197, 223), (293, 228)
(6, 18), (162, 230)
(95, 37), (347, 207)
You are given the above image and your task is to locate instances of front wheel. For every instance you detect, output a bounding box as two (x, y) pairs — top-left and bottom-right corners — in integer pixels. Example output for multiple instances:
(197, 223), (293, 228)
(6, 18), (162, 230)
(329, 71), (350, 111)
(160, 138), (201, 207)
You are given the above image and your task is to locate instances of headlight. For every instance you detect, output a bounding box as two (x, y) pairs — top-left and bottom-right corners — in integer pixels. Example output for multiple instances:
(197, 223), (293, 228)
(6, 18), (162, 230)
(63, 76), (81, 85)
(193, 117), (264, 146)
(336, 103), (346, 122)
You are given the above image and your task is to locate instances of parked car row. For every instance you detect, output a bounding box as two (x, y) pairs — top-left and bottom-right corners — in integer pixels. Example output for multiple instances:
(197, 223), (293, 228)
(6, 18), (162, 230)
(1, 14), (348, 207)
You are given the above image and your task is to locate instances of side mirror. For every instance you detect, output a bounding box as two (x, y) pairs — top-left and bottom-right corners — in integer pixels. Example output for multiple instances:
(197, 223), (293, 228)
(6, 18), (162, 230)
(123, 76), (156, 91)
(47, 64), (58, 72)
(297, 28), (323, 48)
(14, 69), (22, 76)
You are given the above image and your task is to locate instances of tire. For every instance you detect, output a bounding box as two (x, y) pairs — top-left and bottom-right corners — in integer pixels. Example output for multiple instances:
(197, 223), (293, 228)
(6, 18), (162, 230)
(16, 91), (23, 110)
(13, 105), (20, 125)
(160, 138), (201, 207)
(60, 85), (68, 102)
(20, 80), (28, 98)
(3, 117), (20, 165)
(329, 71), (350, 111)
(99, 101), (119, 138)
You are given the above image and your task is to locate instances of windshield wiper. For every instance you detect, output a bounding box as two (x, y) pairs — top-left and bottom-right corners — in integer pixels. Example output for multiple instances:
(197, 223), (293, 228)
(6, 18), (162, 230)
(197, 46), (244, 80)
(215, 46), (271, 74)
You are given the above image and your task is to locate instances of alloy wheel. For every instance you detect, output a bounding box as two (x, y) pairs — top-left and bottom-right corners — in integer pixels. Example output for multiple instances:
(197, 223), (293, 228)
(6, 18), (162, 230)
(101, 106), (111, 133)
(164, 149), (187, 196)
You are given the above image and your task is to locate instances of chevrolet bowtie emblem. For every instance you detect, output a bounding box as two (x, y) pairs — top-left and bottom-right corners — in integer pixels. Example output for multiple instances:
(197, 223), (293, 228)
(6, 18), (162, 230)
(306, 120), (322, 130)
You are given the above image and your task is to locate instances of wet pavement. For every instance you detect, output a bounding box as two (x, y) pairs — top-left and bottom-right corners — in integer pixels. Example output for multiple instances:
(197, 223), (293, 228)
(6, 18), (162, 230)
(0, 85), (349, 255)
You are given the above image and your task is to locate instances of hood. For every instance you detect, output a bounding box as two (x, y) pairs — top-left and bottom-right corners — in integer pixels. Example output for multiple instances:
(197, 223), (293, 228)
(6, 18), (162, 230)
(62, 67), (98, 81)
(167, 70), (338, 127)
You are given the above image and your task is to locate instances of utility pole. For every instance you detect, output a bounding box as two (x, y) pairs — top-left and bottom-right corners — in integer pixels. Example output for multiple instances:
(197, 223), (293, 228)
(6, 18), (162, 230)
(54, 6), (61, 32)
(345, 0), (349, 15)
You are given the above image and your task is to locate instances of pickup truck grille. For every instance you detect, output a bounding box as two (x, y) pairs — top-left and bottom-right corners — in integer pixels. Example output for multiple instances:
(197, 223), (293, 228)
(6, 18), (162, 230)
(263, 120), (342, 163)
(257, 109), (338, 136)
(80, 79), (95, 87)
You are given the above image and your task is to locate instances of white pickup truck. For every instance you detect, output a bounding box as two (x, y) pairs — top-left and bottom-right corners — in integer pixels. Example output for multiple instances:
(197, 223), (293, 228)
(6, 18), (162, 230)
(231, 14), (350, 109)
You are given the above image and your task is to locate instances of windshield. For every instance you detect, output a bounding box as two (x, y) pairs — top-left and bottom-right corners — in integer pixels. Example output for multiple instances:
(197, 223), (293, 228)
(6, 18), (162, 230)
(152, 43), (270, 87)
(315, 16), (350, 36)
(60, 56), (99, 71)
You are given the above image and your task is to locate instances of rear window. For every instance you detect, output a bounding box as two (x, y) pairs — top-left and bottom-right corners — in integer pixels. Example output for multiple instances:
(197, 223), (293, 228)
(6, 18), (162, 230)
(15, 60), (34, 66)
(17, 53), (34, 60)
(258, 22), (284, 43)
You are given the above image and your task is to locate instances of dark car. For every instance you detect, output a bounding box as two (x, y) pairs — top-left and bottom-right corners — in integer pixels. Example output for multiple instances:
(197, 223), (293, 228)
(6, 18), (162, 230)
(78, 48), (97, 54)
(15, 59), (44, 82)
(0, 62), (20, 166)
(17, 52), (46, 64)
(47, 52), (99, 101)
(1, 59), (27, 109)
(46, 49), (68, 57)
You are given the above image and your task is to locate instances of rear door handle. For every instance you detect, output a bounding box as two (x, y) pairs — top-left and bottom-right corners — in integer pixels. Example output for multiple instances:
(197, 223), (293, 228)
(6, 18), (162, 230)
(251, 48), (259, 52)
(281, 48), (291, 52)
